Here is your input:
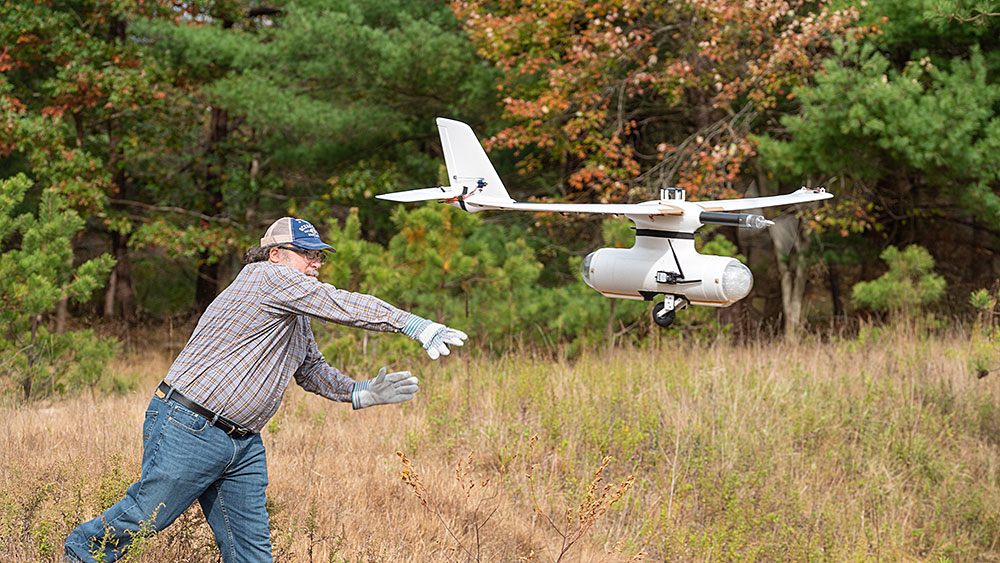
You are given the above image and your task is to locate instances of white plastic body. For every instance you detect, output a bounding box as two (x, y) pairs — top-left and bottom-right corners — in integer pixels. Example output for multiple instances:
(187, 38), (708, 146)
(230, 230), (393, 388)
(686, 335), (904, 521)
(580, 213), (752, 306)
(583, 243), (748, 306)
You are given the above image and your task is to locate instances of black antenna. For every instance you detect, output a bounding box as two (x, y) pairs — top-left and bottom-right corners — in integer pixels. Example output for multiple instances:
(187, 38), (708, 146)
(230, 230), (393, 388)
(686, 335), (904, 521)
(669, 240), (684, 278)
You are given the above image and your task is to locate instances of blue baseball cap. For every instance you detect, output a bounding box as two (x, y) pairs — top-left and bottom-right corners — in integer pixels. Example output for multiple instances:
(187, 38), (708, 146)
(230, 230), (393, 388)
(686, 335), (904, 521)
(260, 217), (335, 251)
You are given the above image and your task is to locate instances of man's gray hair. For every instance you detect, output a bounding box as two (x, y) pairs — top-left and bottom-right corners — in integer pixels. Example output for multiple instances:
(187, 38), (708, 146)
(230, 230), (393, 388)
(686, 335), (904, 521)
(243, 245), (279, 264)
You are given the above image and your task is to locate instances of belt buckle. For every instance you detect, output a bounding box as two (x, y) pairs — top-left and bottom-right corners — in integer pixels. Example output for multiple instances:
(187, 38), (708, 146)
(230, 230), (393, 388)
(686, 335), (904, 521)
(220, 419), (247, 436)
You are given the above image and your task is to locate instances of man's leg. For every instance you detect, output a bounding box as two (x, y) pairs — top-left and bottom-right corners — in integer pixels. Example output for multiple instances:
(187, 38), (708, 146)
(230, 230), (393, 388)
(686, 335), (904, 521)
(199, 433), (272, 563)
(65, 396), (239, 562)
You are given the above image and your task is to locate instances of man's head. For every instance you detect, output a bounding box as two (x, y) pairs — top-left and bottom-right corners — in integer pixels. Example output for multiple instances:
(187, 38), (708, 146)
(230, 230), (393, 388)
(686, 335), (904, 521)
(256, 217), (335, 277)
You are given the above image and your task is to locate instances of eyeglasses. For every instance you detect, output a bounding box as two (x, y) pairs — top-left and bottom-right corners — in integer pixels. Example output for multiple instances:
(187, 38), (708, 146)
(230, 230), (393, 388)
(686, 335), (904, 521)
(279, 245), (327, 264)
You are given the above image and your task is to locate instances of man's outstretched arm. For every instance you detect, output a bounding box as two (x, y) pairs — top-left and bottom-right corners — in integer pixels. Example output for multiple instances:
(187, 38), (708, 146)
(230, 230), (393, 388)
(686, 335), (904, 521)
(262, 264), (468, 359)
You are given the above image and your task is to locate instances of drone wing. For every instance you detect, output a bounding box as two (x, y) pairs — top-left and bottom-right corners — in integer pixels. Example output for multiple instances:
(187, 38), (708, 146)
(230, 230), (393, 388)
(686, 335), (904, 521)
(695, 187), (833, 212)
(376, 117), (832, 218)
(471, 199), (685, 216)
(376, 192), (684, 215)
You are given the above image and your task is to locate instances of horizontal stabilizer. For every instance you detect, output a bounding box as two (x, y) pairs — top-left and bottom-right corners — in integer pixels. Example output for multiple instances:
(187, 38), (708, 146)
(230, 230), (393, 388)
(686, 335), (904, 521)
(695, 187), (833, 212)
(376, 185), (465, 203)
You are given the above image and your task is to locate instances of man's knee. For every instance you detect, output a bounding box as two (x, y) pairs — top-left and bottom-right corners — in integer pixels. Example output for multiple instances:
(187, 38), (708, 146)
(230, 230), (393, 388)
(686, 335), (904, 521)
(64, 528), (92, 563)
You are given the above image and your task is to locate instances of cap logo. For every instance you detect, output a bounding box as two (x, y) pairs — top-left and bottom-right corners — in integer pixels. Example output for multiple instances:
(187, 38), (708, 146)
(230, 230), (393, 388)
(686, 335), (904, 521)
(297, 222), (319, 238)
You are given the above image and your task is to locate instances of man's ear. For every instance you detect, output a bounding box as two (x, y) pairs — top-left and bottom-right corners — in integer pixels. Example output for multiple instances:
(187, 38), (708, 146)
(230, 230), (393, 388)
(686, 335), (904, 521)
(268, 247), (283, 263)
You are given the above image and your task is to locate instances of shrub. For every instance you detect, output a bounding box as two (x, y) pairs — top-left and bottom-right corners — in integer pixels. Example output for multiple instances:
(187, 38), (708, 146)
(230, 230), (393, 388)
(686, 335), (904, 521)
(0, 174), (116, 400)
(851, 244), (945, 318)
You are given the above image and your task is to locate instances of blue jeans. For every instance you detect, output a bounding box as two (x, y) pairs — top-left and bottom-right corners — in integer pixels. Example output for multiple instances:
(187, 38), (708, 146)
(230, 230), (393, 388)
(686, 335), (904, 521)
(64, 395), (272, 562)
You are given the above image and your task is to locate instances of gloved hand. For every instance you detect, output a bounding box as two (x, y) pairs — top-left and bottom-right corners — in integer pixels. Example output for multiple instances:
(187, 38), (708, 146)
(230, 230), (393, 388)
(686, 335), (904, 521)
(402, 316), (468, 360)
(352, 367), (419, 409)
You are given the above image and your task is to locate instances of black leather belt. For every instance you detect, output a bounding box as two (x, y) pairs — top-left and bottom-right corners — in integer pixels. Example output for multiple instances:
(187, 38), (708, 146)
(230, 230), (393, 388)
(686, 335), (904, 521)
(156, 381), (253, 437)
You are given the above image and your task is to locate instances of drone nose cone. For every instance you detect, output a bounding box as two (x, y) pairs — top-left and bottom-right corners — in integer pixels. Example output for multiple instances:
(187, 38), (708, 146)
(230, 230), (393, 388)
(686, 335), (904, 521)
(581, 251), (596, 288)
(721, 259), (753, 302)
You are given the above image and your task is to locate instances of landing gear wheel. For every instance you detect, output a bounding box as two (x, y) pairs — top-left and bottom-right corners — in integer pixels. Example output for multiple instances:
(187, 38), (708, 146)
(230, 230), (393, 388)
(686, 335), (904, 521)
(652, 302), (676, 328)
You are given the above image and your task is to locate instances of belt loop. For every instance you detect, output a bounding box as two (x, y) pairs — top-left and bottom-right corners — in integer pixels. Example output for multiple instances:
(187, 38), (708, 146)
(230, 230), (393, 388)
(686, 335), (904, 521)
(164, 387), (175, 402)
(209, 413), (219, 425)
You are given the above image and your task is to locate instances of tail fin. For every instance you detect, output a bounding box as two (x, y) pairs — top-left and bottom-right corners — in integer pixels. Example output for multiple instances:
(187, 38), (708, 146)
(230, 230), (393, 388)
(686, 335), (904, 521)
(436, 118), (513, 203)
(375, 118), (514, 206)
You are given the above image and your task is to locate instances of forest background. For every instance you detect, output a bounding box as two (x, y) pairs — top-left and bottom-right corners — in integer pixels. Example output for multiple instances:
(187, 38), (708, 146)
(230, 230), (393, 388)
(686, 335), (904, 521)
(2, 0), (1000, 560)
(2, 0), (1000, 381)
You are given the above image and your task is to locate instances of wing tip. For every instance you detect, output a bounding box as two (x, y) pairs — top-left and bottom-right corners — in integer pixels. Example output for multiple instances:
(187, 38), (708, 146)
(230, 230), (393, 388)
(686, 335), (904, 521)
(797, 186), (835, 198)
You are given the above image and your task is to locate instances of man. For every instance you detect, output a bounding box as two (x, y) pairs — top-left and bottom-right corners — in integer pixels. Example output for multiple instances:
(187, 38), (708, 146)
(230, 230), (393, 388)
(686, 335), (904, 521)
(64, 217), (467, 562)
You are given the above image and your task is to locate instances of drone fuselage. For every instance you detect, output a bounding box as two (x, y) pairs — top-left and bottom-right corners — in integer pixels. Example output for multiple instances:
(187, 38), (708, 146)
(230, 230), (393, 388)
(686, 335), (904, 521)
(581, 211), (753, 306)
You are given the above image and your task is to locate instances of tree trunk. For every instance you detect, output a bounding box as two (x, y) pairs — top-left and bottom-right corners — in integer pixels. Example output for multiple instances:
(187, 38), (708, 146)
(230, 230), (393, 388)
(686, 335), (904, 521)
(102, 16), (136, 321)
(22, 315), (40, 400)
(757, 166), (815, 342)
(104, 268), (117, 318)
(62, 108), (85, 331)
(104, 230), (136, 321)
(105, 131), (137, 320)
(195, 260), (220, 312)
(828, 263), (843, 320)
(606, 299), (616, 344)
(195, 106), (229, 311)
(55, 290), (68, 334)
(771, 214), (807, 342)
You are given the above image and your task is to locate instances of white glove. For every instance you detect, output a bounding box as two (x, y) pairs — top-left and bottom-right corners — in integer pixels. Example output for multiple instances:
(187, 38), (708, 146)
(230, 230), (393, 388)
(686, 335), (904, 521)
(352, 367), (418, 409)
(403, 317), (469, 360)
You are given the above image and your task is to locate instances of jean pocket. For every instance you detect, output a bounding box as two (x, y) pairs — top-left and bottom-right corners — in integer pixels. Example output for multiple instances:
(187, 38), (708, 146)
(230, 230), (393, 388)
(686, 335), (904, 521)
(167, 404), (210, 434)
(142, 410), (158, 444)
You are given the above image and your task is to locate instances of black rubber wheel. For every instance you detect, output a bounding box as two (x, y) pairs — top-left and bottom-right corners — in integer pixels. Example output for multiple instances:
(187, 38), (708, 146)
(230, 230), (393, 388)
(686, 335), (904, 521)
(652, 302), (676, 328)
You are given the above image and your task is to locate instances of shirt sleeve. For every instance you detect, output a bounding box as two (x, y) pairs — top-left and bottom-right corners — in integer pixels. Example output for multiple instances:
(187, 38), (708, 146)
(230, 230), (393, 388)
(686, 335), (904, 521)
(293, 319), (357, 403)
(260, 264), (412, 332)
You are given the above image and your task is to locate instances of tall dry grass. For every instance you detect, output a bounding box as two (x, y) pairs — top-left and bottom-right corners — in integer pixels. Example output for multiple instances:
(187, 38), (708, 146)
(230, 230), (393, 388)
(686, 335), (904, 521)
(2, 323), (1000, 561)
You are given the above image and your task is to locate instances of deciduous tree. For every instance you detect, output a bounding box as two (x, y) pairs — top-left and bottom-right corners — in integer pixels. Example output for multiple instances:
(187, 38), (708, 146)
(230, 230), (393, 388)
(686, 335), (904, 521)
(0, 0), (172, 320)
(452, 0), (858, 200)
(451, 0), (861, 337)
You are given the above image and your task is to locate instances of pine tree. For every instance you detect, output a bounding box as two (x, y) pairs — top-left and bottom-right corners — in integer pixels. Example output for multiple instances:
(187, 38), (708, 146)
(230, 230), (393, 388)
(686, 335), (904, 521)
(0, 174), (116, 400)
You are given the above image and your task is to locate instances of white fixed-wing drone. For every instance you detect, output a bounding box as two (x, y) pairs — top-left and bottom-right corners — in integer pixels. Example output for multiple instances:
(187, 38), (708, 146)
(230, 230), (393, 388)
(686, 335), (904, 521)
(377, 118), (832, 328)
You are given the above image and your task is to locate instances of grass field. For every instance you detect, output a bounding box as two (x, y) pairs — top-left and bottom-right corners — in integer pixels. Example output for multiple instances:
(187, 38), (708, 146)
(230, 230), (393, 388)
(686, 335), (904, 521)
(2, 323), (1000, 561)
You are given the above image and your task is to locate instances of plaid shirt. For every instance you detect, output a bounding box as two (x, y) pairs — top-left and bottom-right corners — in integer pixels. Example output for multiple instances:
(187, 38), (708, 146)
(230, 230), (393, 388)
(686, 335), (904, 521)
(164, 261), (412, 432)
